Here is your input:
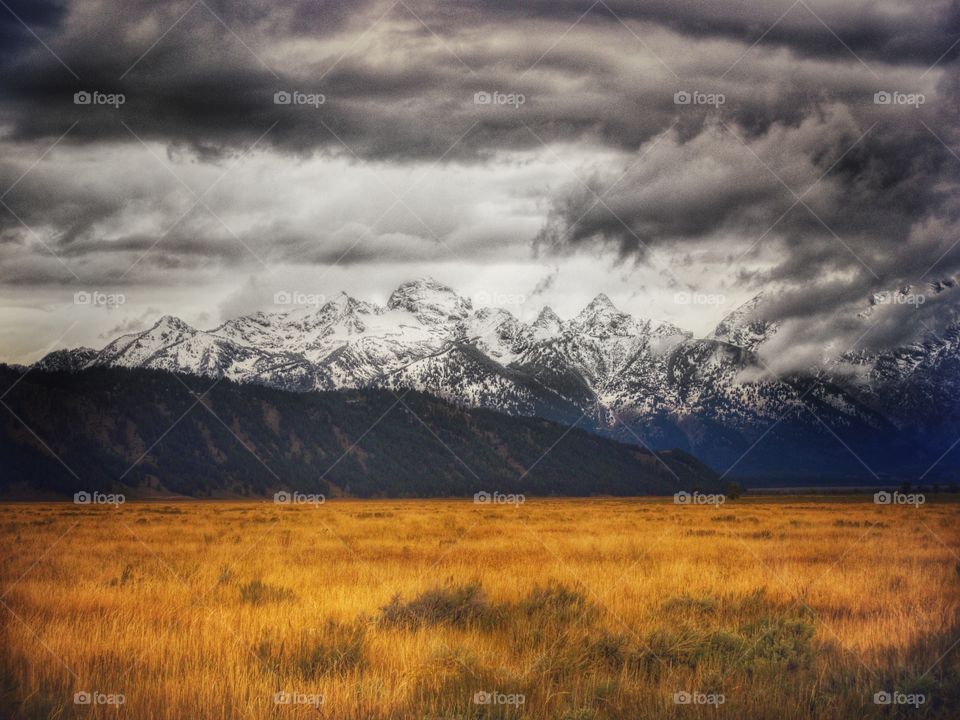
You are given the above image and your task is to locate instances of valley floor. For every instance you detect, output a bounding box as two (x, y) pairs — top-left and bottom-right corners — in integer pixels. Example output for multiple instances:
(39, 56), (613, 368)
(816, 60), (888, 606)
(1, 497), (958, 719)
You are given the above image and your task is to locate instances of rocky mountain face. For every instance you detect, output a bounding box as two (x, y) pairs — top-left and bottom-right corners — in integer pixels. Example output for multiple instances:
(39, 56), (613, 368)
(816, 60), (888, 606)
(37, 278), (960, 483)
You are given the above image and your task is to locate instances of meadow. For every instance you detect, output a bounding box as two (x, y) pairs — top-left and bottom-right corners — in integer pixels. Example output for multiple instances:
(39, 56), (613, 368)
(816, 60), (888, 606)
(1, 497), (958, 719)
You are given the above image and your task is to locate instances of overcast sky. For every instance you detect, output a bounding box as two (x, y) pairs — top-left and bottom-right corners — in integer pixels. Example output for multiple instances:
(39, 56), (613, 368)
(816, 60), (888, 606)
(1, 0), (958, 365)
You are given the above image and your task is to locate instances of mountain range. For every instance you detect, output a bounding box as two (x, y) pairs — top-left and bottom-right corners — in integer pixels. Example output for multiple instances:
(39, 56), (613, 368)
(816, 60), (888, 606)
(0, 366), (717, 499)
(36, 278), (960, 484)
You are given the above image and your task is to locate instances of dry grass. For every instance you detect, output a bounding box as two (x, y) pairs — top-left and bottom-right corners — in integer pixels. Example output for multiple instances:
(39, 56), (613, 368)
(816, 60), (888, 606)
(1, 497), (958, 719)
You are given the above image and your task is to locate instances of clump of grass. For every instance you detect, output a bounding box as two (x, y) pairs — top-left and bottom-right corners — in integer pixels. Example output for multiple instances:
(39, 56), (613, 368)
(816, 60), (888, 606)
(731, 587), (770, 615)
(255, 620), (366, 678)
(146, 506), (184, 514)
(834, 519), (861, 528)
(108, 563), (135, 587)
(562, 709), (599, 720)
(587, 632), (634, 668)
(428, 642), (482, 674)
(216, 565), (234, 586)
(239, 579), (295, 605)
(662, 594), (717, 614)
(739, 615), (816, 669)
(711, 514), (738, 522)
(642, 626), (714, 667)
(643, 627), (752, 669)
(299, 621), (366, 677)
(519, 582), (597, 627)
(379, 582), (497, 628)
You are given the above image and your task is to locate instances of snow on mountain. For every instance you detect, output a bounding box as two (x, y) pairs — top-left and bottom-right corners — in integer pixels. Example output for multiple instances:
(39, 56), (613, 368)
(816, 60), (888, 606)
(570, 293), (635, 336)
(462, 307), (532, 363)
(709, 294), (780, 351)
(34, 346), (99, 373)
(34, 277), (960, 480)
(386, 278), (472, 323)
(531, 306), (562, 339)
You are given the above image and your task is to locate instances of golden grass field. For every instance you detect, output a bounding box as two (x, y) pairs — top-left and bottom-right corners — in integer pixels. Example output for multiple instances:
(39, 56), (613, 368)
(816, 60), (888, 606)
(1, 497), (958, 719)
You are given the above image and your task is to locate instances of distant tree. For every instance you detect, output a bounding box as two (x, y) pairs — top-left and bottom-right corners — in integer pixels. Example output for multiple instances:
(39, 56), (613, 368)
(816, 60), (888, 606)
(725, 482), (744, 500)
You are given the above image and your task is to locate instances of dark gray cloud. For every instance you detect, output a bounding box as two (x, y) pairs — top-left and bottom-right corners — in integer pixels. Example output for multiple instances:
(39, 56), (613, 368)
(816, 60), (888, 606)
(4, 0), (952, 158)
(436, 0), (960, 66)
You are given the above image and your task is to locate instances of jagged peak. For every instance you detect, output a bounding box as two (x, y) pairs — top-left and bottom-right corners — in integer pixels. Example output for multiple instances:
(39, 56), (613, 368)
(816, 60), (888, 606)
(711, 293), (764, 328)
(389, 276), (453, 295)
(572, 293), (630, 327)
(150, 315), (194, 333)
(324, 291), (374, 313)
(472, 306), (514, 322)
(709, 293), (778, 350)
(737, 292), (765, 311)
(387, 277), (472, 321)
(533, 306), (562, 327)
(584, 293), (617, 313)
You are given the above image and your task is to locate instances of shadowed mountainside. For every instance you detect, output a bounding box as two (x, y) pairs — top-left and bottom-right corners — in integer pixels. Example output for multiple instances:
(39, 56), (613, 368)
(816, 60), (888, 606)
(0, 366), (717, 499)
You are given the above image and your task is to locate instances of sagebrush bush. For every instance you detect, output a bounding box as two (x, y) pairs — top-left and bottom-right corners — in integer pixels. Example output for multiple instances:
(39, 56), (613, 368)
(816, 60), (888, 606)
(379, 583), (499, 628)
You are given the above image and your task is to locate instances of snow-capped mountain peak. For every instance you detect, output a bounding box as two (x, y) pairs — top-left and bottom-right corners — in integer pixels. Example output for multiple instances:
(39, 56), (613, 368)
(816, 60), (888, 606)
(582, 292), (617, 314)
(153, 314), (195, 334)
(532, 306), (563, 337)
(709, 294), (779, 351)
(386, 278), (472, 324)
(571, 293), (638, 337)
